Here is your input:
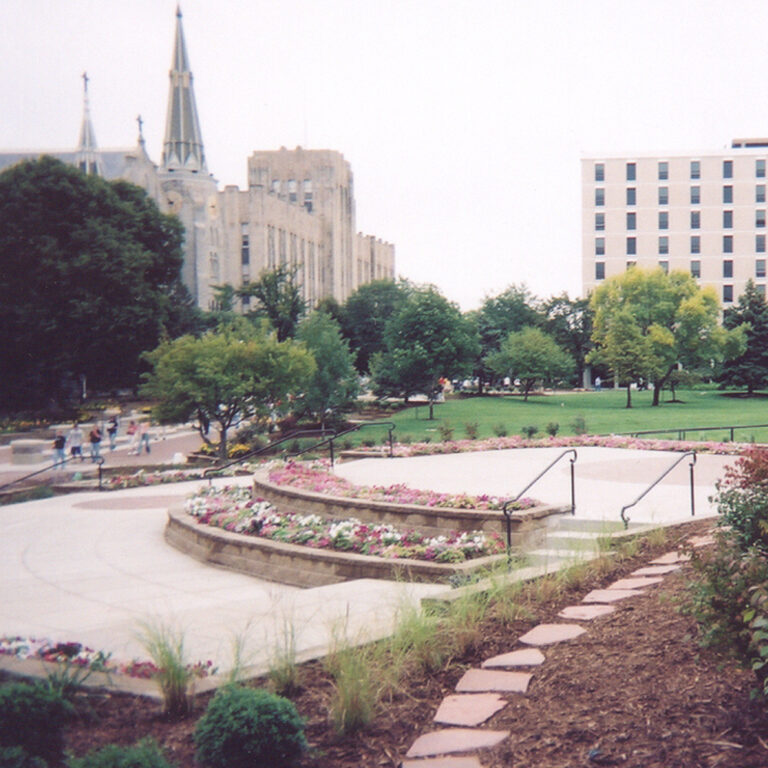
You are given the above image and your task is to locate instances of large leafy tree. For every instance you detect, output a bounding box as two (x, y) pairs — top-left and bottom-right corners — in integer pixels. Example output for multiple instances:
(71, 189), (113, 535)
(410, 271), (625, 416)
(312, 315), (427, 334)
(0, 156), (198, 409)
(339, 279), (410, 374)
(540, 293), (593, 387)
(141, 321), (315, 457)
(589, 268), (746, 406)
(371, 285), (479, 418)
(721, 280), (768, 394)
(486, 327), (574, 401)
(238, 265), (306, 341)
(297, 311), (359, 427)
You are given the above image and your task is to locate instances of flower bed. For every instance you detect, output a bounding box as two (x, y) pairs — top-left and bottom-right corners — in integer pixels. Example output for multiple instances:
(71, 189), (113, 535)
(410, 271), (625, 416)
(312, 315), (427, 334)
(0, 636), (215, 680)
(104, 464), (258, 490)
(184, 484), (504, 563)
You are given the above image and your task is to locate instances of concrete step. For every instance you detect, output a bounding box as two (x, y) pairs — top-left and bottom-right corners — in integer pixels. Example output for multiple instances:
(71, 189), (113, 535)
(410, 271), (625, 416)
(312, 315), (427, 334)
(552, 518), (629, 534)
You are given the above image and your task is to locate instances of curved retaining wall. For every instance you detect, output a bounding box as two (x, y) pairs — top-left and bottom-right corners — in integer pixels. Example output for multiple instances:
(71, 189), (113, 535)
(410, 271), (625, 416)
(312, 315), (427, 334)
(165, 507), (505, 587)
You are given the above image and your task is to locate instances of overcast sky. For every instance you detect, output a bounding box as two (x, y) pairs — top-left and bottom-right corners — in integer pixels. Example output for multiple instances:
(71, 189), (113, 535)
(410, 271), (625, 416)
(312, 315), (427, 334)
(2, 0), (767, 310)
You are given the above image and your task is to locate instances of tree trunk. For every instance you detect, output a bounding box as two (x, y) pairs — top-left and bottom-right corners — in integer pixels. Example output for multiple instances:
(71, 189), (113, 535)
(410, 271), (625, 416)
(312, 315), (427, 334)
(428, 400), (434, 420)
(218, 428), (228, 459)
(626, 384), (632, 408)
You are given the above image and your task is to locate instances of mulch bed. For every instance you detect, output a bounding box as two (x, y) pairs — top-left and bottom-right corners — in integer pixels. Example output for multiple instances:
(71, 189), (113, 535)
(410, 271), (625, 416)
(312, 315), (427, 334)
(25, 519), (768, 767)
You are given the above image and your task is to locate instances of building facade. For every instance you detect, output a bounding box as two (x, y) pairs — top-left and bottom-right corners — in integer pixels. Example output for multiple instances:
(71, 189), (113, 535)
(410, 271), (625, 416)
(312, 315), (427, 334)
(0, 9), (394, 310)
(582, 141), (768, 304)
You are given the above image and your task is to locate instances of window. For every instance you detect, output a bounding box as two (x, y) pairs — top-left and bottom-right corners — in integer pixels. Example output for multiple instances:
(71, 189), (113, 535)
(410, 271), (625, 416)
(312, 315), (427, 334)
(626, 236), (636, 255)
(659, 211), (669, 229)
(659, 236), (669, 255)
(303, 179), (313, 212)
(723, 185), (733, 204)
(758, 210), (767, 228)
(595, 163), (604, 182)
(658, 161), (669, 180)
(757, 259), (767, 278)
(690, 260), (701, 278)
(723, 285), (734, 303)
(626, 162), (636, 181)
(758, 159), (766, 178)
(659, 260), (669, 273)
(595, 212), (605, 231)
(241, 295), (250, 308)
(288, 179), (297, 203)
(270, 179), (281, 195)
(723, 259), (734, 278)
(658, 186), (669, 205)
(758, 185), (766, 203)
(595, 188), (605, 206)
(595, 261), (605, 280)
(691, 235), (701, 254)
(691, 160), (700, 179)
(724, 235), (733, 253)
(723, 210), (733, 228)
(626, 260), (637, 270)
(690, 186), (701, 204)
(626, 187), (636, 205)
(723, 160), (733, 178)
(758, 234), (766, 253)
(595, 237), (605, 256)
(691, 211), (700, 229)
(626, 212), (636, 230)
(759, 284), (767, 298)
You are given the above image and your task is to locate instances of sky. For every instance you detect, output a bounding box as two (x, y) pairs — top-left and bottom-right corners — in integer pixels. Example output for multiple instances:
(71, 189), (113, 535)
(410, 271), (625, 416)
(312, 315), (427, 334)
(3, 0), (768, 311)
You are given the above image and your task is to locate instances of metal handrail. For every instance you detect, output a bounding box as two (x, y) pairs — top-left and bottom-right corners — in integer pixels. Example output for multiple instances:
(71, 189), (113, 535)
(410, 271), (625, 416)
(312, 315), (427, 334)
(0, 454), (105, 493)
(502, 449), (577, 564)
(620, 451), (696, 529)
(288, 421), (397, 467)
(203, 428), (336, 484)
(612, 422), (768, 442)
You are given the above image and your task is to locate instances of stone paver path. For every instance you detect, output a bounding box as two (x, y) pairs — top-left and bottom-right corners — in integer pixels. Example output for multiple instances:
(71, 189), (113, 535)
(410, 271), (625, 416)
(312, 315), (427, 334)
(399, 540), (705, 765)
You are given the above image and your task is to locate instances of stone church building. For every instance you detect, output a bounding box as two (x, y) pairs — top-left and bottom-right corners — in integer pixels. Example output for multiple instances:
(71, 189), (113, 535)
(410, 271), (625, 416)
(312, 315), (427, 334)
(0, 8), (395, 310)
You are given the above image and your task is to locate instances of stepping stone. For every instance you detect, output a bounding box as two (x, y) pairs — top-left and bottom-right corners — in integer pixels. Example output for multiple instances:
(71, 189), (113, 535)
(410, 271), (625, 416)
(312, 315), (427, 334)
(631, 564), (681, 576)
(558, 604), (615, 621)
(607, 576), (664, 590)
(582, 588), (644, 603)
(650, 551), (690, 565)
(518, 623), (586, 646)
(456, 668), (532, 693)
(434, 693), (507, 726)
(406, 728), (510, 758)
(482, 647), (545, 668)
(401, 757), (484, 768)
(688, 534), (715, 548)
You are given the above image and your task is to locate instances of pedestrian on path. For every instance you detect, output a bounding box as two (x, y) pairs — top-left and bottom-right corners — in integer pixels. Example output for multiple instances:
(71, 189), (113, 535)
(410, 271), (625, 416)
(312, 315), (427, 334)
(67, 422), (84, 462)
(52, 432), (66, 469)
(138, 421), (151, 455)
(127, 420), (138, 453)
(89, 426), (102, 462)
(107, 415), (119, 451)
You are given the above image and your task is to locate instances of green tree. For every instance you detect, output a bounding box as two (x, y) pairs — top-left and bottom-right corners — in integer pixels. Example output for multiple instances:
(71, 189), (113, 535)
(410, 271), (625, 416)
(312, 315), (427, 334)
(721, 280), (768, 394)
(339, 279), (410, 374)
(141, 321), (315, 457)
(541, 293), (594, 387)
(589, 267), (746, 406)
(297, 311), (359, 427)
(371, 285), (479, 418)
(238, 265), (306, 341)
(486, 327), (574, 401)
(0, 156), (196, 409)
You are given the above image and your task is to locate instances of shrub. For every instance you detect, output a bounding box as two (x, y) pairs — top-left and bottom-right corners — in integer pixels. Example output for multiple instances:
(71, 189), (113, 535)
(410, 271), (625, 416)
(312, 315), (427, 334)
(521, 425), (538, 439)
(328, 648), (378, 735)
(194, 686), (306, 768)
(361, 438), (376, 447)
(67, 739), (175, 768)
(545, 421), (560, 437)
(0, 682), (73, 764)
(492, 423), (508, 437)
(437, 422), (454, 441)
(571, 415), (588, 435)
(463, 421), (479, 440)
(0, 746), (47, 768)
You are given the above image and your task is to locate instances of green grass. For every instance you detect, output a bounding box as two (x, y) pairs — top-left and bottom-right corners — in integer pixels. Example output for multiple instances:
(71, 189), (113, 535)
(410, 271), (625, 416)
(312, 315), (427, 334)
(350, 389), (768, 445)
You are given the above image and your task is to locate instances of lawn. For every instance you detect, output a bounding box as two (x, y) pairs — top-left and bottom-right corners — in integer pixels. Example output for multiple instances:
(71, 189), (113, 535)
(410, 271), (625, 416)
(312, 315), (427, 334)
(353, 389), (768, 445)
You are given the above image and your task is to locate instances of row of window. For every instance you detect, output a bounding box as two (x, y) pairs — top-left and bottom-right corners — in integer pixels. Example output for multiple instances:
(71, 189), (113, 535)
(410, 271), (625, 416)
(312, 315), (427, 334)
(598, 210), (768, 230)
(594, 258), (766, 278)
(594, 185), (767, 206)
(269, 178), (314, 211)
(595, 233), (768, 255)
(595, 159), (766, 182)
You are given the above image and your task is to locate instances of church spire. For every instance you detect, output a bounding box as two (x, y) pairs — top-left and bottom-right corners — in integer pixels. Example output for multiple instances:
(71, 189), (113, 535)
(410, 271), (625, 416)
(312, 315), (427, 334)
(161, 6), (207, 173)
(76, 72), (103, 176)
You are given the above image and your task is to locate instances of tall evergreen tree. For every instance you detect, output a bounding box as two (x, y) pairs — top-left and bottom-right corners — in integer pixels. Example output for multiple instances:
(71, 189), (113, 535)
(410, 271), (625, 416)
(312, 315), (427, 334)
(721, 280), (768, 394)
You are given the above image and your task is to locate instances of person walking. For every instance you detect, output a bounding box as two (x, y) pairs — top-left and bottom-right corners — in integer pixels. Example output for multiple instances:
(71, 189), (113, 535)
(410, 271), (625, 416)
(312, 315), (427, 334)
(107, 415), (119, 451)
(67, 422), (84, 462)
(127, 420), (138, 454)
(52, 432), (66, 469)
(89, 426), (102, 462)
(138, 421), (151, 454)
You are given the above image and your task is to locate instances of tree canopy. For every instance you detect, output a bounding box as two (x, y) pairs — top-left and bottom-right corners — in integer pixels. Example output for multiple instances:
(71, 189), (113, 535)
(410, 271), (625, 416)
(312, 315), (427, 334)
(238, 265), (306, 341)
(721, 280), (768, 394)
(0, 156), (198, 409)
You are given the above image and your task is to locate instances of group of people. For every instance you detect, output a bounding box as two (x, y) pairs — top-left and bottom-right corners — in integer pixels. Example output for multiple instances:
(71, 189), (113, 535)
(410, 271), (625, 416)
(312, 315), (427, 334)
(52, 415), (152, 468)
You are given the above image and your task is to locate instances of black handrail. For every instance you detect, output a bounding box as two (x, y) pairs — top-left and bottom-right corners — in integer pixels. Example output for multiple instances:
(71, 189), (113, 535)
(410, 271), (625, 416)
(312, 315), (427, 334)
(311, 421), (396, 468)
(619, 450), (696, 529)
(612, 422), (768, 442)
(203, 428), (336, 484)
(0, 454), (105, 493)
(502, 449), (577, 565)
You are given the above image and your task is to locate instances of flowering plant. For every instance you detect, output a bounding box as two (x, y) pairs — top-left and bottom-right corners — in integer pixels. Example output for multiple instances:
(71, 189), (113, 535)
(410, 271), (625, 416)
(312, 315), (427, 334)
(105, 464), (258, 490)
(185, 485), (505, 563)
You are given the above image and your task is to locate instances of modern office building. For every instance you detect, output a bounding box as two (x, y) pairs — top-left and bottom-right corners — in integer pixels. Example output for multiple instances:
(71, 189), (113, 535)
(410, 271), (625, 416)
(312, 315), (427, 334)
(0, 9), (395, 310)
(582, 140), (768, 304)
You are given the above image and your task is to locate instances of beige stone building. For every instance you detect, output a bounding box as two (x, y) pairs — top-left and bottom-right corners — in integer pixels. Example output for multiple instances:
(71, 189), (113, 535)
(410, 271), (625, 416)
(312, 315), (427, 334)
(582, 140), (768, 304)
(0, 9), (394, 310)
